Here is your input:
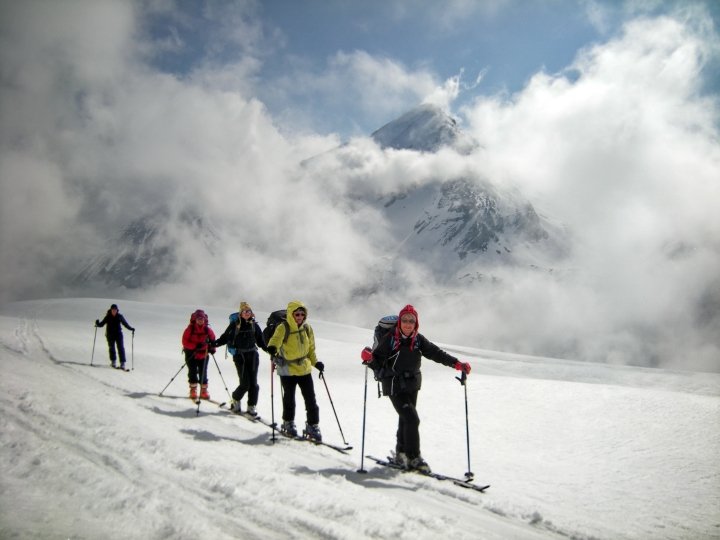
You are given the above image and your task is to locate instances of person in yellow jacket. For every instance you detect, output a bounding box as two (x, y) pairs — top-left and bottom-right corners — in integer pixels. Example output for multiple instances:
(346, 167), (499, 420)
(266, 300), (324, 441)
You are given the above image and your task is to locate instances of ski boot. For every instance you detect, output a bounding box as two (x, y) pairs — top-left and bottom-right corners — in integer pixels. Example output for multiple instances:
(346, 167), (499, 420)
(389, 451), (409, 469)
(281, 421), (297, 437)
(408, 455), (431, 473)
(189, 384), (198, 400)
(246, 405), (258, 417)
(200, 384), (210, 400)
(304, 423), (322, 442)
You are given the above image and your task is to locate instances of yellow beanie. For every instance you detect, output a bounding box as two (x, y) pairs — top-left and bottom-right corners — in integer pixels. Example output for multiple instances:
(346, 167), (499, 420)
(239, 302), (253, 314)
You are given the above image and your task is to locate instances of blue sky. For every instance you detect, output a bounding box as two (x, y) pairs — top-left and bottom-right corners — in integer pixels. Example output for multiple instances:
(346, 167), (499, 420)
(144, 0), (719, 139)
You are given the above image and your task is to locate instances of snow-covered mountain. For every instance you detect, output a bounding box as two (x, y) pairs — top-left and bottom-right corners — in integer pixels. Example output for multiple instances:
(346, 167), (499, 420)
(371, 103), (478, 154)
(74, 208), (219, 289)
(345, 105), (568, 277)
(378, 177), (568, 272)
(73, 104), (567, 300)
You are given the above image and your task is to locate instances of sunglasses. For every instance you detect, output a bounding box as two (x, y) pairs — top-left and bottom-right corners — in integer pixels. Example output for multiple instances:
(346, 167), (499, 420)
(293, 311), (306, 317)
(241, 309), (253, 314)
(400, 317), (416, 324)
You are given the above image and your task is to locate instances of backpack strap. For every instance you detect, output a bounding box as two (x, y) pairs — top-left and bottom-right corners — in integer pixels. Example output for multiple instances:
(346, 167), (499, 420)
(281, 320), (291, 344)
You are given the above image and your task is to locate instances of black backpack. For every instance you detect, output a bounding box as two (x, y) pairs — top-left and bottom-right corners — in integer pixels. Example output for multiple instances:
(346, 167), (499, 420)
(263, 309), (288, 345)
(373, 315), (398, 350)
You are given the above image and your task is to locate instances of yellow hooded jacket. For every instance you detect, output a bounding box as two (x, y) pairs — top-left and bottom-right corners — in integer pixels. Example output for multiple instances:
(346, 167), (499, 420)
(268, 300), (317, 376)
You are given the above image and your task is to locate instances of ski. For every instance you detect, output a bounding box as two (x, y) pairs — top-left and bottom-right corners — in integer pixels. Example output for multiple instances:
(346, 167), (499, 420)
(217, 402), (263, 423)
(205, 398), (227, 408)
(365, 455), (490, 493)
(187, 396), (221, 407)
(275, 430), (352, 454)
(113, 365), (130, 372)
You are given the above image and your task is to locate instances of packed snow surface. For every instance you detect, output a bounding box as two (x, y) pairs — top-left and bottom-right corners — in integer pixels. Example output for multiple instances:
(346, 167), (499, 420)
(1, 298), (718, 539)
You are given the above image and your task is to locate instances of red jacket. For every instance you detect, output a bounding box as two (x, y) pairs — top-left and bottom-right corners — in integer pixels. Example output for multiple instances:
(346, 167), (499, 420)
(182, 323), (216, 360)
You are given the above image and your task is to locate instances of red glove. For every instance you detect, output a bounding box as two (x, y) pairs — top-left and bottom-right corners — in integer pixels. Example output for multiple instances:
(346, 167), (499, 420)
(454, 361), (471, 374)
(360, 346), (373, 364)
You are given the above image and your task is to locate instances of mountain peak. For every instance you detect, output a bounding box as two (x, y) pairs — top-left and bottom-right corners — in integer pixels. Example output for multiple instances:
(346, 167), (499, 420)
(371, 104), (477, 153)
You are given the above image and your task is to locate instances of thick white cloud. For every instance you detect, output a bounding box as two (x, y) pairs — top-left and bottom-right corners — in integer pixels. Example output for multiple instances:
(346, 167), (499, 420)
(455, 14), (720, 370)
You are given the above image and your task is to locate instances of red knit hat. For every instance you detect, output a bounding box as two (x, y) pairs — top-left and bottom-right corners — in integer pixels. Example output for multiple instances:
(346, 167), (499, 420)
(190, 309), (208, 324)
(398, 304), (419, 331)
(395, 304), (419, 349)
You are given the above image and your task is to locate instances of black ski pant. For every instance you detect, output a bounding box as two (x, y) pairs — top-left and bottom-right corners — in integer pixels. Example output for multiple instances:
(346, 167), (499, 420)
(107, 334), (126, 365)
(389, 391), (420, 459)
(280, 373), (319, 425)
(232, 350), (260, 406)
(184, 352), (209, 385)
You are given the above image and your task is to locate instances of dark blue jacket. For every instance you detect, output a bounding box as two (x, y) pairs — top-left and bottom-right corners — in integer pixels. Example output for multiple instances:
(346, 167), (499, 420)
(216, 318), (267, 353)
(97, 311), (134, 338)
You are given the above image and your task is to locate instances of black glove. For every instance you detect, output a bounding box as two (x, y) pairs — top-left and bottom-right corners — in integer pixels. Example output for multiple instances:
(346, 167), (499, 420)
(315, 361), (325, 373)
(267, 345), (277, 356)
(95, 319), (100, 327)
(131, 328), (135, 333)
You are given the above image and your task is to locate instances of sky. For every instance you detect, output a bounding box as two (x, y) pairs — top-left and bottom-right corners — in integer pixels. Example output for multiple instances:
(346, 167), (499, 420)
(142, 0), (720, 138)
(0, 0), (719, 371)
(1, 297), (718, 539)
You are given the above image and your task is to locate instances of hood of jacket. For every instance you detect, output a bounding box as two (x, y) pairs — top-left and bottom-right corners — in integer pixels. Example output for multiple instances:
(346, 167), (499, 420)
(285, 300), (308, 331)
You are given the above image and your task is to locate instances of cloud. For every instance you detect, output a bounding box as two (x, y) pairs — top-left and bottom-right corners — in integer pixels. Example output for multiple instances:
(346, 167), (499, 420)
(264, 50), (440, 136)
(0, 2), (717, 371)
(454, 14), (720, 370)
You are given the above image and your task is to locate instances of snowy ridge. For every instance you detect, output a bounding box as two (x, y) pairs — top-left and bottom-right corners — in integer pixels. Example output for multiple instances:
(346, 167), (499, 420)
(371, 104), (478, 154)
(1, 298), (718, 539)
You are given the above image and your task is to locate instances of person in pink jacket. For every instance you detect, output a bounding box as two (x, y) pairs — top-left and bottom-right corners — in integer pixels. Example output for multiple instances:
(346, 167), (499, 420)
(181, 309), (216, 400)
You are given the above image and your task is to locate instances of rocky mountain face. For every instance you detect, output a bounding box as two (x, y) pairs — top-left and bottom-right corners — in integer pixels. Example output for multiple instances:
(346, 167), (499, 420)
(73, 209), (218, 289)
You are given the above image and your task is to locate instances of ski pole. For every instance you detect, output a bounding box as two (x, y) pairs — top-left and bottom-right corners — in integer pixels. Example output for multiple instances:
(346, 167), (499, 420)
(210, 352), (232, 404)
(357, 365), (369, 474)
(319, 371), (349, 446)
(131, 330), (135, 371)
(197, 353), (209, 416)
(91, 324), (98, 366)
(159, 361), (186, 396)
(270, 358), (277, 442)
(456, 370), (473, 480)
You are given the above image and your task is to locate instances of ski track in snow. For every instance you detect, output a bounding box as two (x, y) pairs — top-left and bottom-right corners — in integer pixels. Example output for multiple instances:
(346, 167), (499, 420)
(1, 298), (719, 540)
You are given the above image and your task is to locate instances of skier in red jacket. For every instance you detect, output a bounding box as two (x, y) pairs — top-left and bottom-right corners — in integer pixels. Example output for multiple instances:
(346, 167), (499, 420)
(182, 309), (216, 400)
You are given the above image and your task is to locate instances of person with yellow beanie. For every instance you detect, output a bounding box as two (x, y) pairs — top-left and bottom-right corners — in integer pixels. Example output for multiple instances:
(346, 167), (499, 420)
(214, 302), (268, 416)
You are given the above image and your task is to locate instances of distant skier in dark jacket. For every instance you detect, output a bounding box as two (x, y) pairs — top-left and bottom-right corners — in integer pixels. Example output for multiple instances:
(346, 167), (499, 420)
(214, 302), (267, 416)
(362, 304), (471, 473)
(95, 303), (134, 369)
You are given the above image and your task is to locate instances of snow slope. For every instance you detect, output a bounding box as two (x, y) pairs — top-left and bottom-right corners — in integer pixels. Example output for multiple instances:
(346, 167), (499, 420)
(1, 298), (718, 540)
